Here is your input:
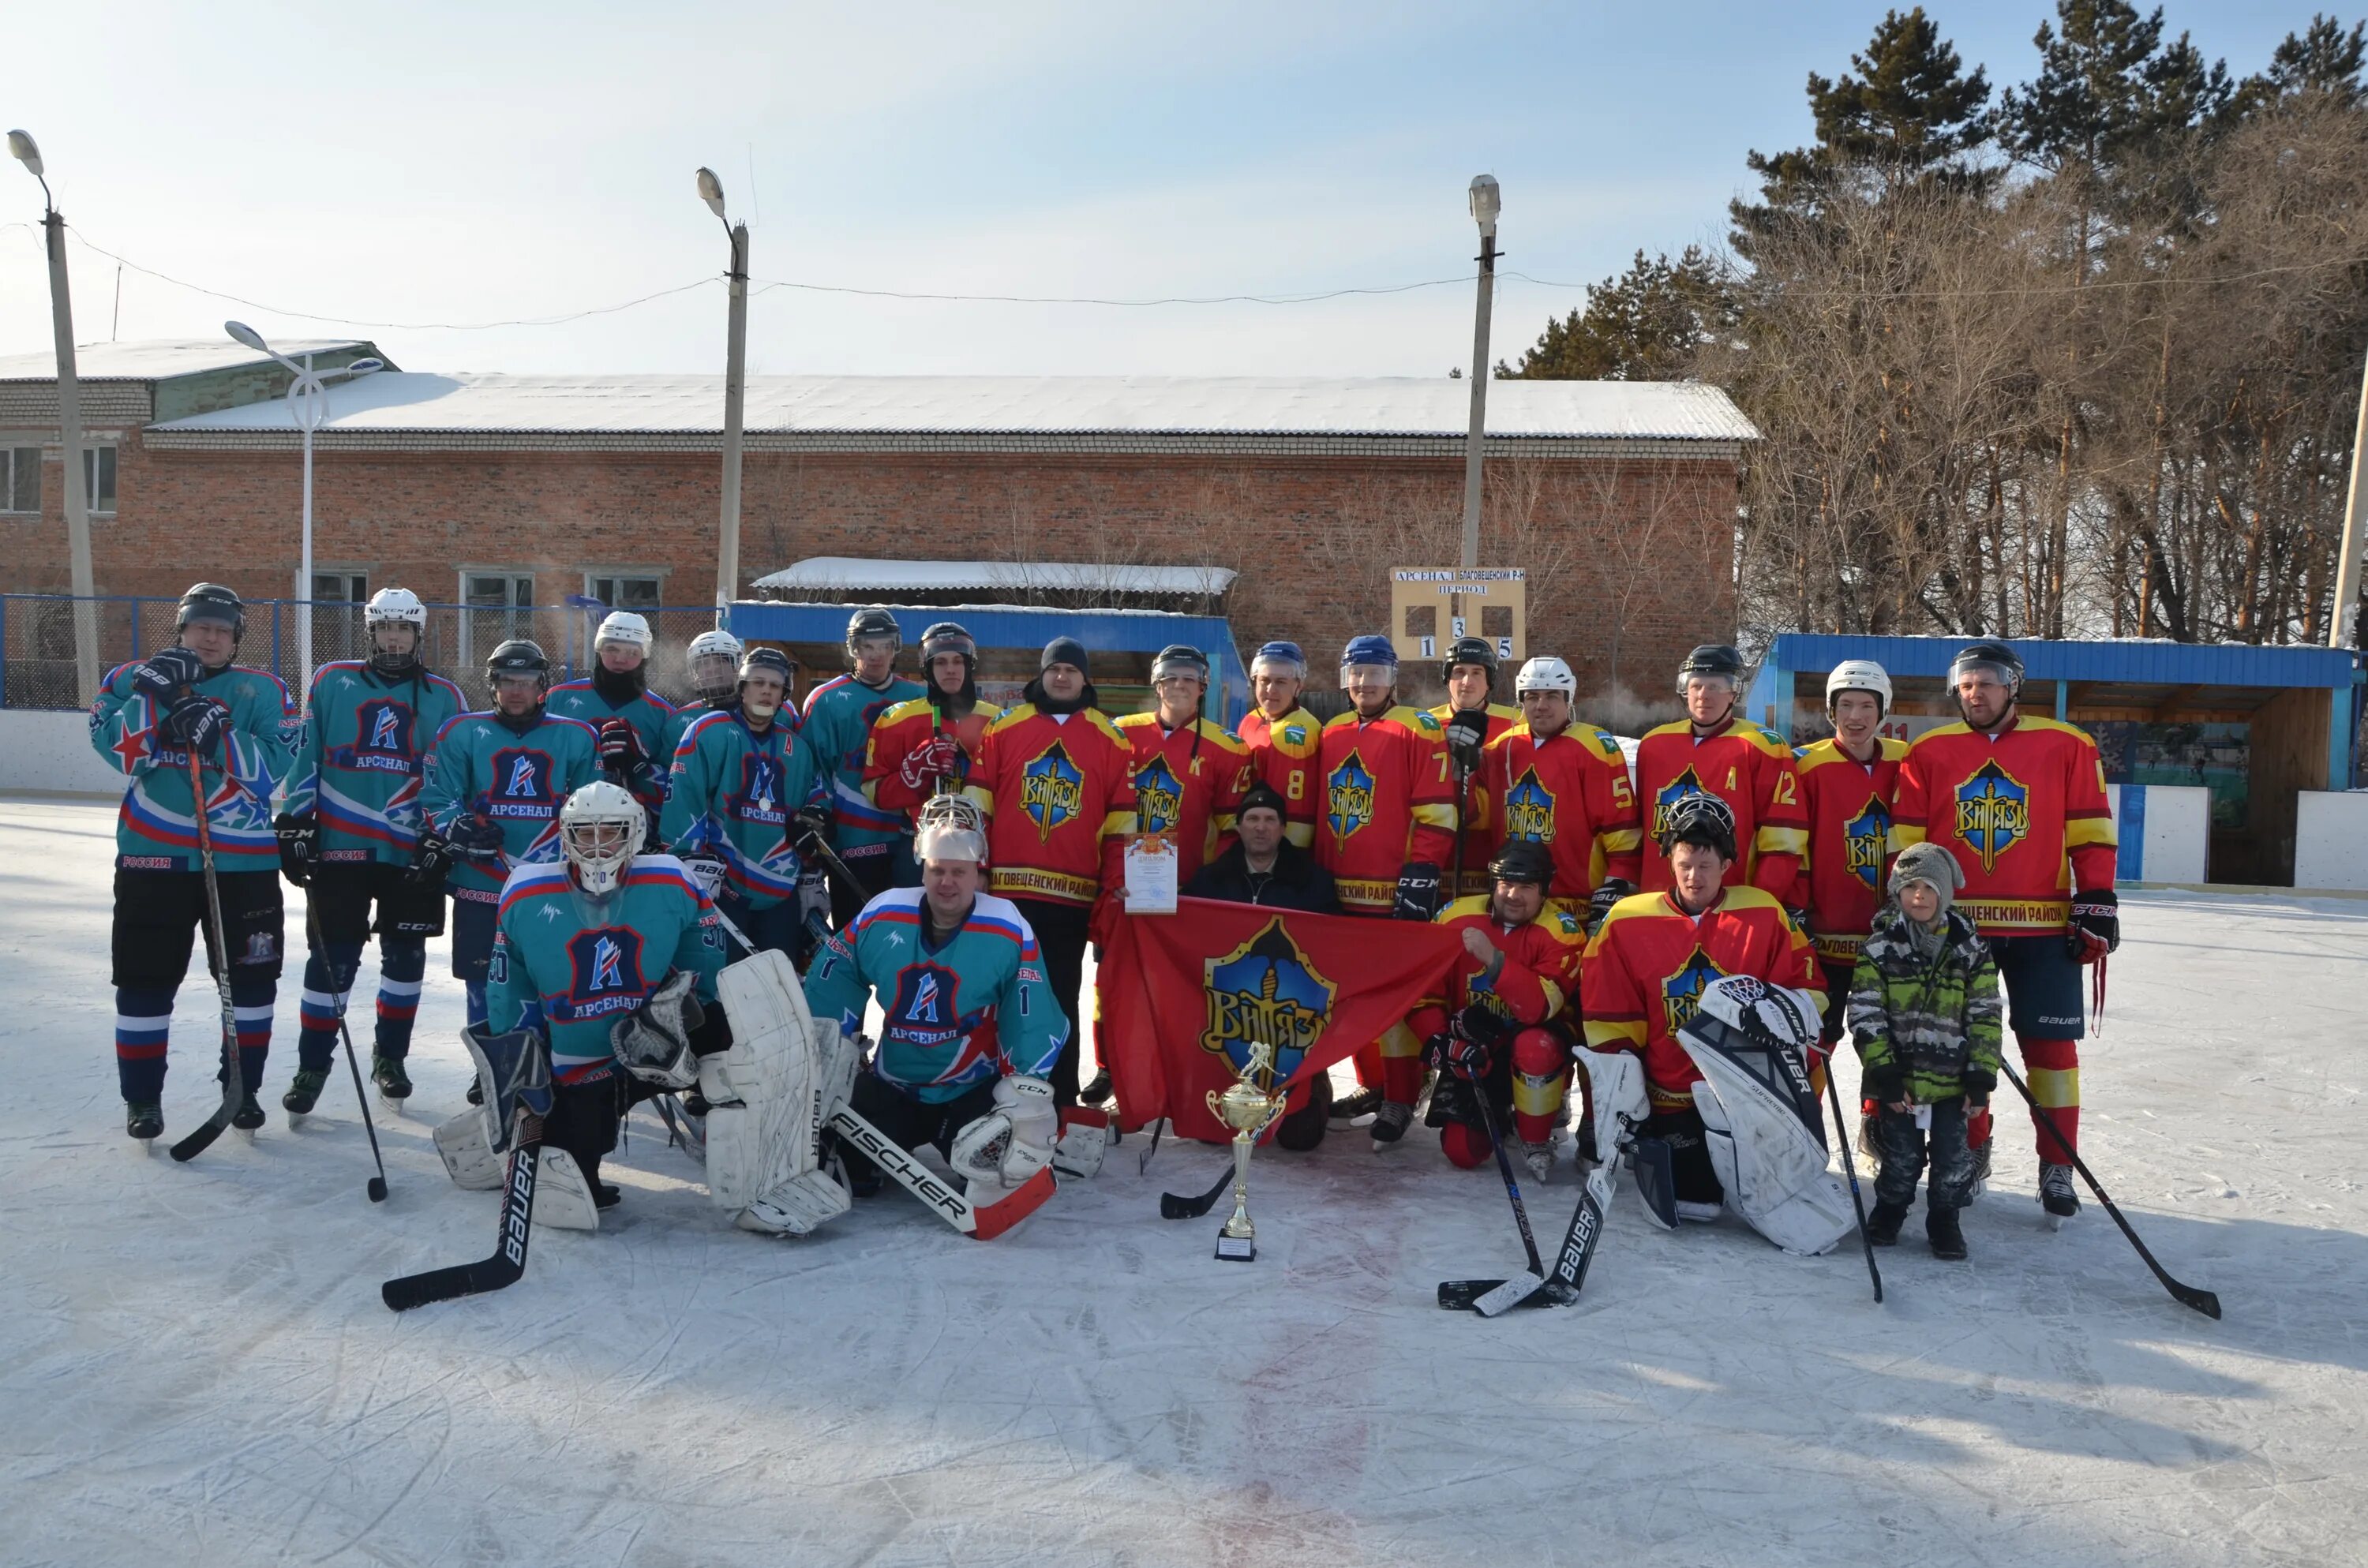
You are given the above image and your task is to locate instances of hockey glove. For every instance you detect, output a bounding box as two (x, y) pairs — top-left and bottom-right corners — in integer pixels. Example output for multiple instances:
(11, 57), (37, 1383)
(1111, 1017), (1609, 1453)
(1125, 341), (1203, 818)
(678, 848), (728, 900)
(2066, 888), (2119, 962)
(611, 968), (704, 1090)
(405, 829), (457, 886)
(1960, 1066), (1996, 1110)
(1588, 878), (1633, 932)
(451, 813), (507, 861)
(595, 717), (646, 771)
(898, 735), (962, 793)
(1392, 862), (1443, 922)
(1860, 1061), (1906, 1107)
(274, 812), (318, 887)
(129, 646), (206, 702)
(796, 866), (830, 926)
(1443, 709), (1488, 776)
(156, 695), (229, 758)
(1426, 1031), (1493, 1083)
(790, 804), (831, 859)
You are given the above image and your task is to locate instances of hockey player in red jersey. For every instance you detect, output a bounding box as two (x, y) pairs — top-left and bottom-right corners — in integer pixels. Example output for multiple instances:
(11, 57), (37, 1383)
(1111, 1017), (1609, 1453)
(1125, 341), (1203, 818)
(1115, 644), (1251, 882)
(1431, 636), (1523, 900)
(1484, 655), (1642, 927)
(1888, 640), (2118, 1222)
(1399, 842), (1587, 1175)
(1583, 794), (1823, 1222)
(1792, 659), (1909, 1046)
(1235, 641), (1323, 849)
(1633, 644), (1807, 900)
(865, 622), (1002, 859)
(1313, 635), (1457, 1127)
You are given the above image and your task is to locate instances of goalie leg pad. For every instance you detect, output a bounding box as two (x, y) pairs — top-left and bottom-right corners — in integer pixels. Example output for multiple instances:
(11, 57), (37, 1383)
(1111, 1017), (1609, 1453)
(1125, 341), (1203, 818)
(463, 1022), (551, 1154)
(737, 1168), (853, 1236)
(433, 1108), (505, 1190)
(1691, 1080), (1853, 1256)
(703, 949), (822, 1212)
(1572, 1050), (1648, 1173)
(534, 1147), (601, 1231)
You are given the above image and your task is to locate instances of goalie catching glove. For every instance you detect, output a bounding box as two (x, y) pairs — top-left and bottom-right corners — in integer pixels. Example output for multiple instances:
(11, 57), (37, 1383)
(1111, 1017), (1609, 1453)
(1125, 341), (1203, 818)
(948, 1074), (1058, 1193)
(611, 967), (706, 1090)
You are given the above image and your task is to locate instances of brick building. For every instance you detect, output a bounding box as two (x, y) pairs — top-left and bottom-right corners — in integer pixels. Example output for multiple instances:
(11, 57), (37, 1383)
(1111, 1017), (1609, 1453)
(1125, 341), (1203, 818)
(1, 342), (1754, 716)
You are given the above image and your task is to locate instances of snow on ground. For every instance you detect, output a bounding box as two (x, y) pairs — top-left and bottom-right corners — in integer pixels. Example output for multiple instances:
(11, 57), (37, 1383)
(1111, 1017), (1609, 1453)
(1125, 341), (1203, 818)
(4, 793), (2366, 1568)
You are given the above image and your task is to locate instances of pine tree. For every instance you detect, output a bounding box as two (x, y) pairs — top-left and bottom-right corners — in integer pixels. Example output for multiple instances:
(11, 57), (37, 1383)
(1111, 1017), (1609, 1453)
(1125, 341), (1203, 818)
(1496, 248), (1728, 381)
(2235, 13), (2367, 114)
(1998, 0), (2231, 172)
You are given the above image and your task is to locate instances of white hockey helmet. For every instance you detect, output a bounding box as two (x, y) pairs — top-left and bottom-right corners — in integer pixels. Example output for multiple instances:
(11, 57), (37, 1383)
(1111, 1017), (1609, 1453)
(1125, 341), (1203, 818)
(1514, 656), (1577, 697)
(364, 586), (427, 629)
(1824, 659), (1892, 717)
(595, 611), (654, 654)
(913, 793), (988, 866)
(687, 627), (744, 664)
(560, 780), (646, 896)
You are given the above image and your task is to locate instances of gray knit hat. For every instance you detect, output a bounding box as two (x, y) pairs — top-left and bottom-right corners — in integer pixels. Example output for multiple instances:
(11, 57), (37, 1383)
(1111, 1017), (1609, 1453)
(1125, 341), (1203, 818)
(1889, 841), (1965, 912)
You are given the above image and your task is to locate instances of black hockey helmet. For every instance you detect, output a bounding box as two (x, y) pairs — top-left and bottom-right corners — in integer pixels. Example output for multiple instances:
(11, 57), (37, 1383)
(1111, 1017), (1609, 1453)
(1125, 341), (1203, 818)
(919, 620), (979, 709)
(738, 646), (795, 688)
(845, 606), (902, 664)
(1442, 634), (1500, 684)
(1657, 791), (1738, 861)
(176, 582), (247, 643)
(1151, 643), (1209, 685)
(1949, 639), (2024, 694)
(1487, 840), (1556, 889)
(1677, 643), (1744, 687)
(485, 638), (549, 681)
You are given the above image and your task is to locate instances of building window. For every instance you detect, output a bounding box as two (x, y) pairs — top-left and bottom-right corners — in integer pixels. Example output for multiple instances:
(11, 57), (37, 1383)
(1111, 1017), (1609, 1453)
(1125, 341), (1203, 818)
(82, 446), (117, 514)
(585, 572), (664, 608)
(312, 571), (369, 603)
(459, 570), (534, 666)
(4, 447), (36, 513)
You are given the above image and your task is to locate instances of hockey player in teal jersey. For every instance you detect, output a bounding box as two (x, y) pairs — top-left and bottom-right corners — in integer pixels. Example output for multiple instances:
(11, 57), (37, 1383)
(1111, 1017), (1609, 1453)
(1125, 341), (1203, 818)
(88, 583), (298, 1140)
(800, 608), (923, 924)
(804, 795), (1065, 1199)
(272, 587), (468, 1112)
(658, 627), (745, 764)
(660, 647), (830, 963)
(418, 638), (601, 1027)
(480, 782), (725, 1212)
(545, 611), (677, 823)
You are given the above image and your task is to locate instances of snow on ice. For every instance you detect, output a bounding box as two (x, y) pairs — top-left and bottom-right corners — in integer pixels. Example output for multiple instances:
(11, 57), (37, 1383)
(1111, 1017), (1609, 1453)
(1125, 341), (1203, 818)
(2, 795), (2366, 1566)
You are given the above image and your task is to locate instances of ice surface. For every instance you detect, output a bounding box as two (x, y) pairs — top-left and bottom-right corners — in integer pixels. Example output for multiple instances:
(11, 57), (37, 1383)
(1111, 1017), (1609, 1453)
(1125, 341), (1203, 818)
(4, 795), (2366, 1567)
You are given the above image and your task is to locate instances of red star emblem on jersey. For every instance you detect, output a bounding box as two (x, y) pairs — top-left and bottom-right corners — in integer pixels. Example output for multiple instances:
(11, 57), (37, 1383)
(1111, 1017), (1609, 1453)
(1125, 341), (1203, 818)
(110, 723), (150, 771)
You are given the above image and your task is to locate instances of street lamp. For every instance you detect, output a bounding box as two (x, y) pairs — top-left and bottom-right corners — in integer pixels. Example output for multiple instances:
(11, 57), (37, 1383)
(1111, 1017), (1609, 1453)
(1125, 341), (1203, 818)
(223, 321), (383, 698)
(1459, 174), (1501, 571)
(695, 166), (750, 627)
(9, 128), (101, 704)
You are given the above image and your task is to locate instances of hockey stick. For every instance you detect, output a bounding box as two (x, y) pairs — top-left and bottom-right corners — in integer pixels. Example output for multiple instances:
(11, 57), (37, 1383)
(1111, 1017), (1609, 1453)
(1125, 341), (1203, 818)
(1438, 1082), (1573, 1314)
(1822, 1064), (1883, 1304)
(381, 1132), (541, 1311)
(304, 900), (390, 1203)
(2001, 1062), (2220, 1319)
(1160, 1162), (1235, 1220)
(829, 1103), (1054, 1240)
(170, 748), (249, 1163)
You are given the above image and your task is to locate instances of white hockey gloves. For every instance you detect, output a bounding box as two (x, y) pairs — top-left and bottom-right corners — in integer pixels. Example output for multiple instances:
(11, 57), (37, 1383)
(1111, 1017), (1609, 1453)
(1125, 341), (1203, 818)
(949, 1073), (1058, 1193)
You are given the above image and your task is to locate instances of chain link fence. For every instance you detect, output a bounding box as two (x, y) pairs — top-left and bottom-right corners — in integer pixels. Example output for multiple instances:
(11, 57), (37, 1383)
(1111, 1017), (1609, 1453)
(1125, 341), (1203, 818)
(0, 595), (729, 712)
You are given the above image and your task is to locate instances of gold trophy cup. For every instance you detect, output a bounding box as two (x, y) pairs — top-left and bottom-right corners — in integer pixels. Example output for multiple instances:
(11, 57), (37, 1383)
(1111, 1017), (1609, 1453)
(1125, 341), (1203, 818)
(1207, 1039), (1291, 1261)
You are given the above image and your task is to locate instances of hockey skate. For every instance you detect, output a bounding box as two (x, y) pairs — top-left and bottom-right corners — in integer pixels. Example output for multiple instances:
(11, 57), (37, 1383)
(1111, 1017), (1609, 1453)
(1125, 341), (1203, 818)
(283, 1069), (329, 1121)
(126, 1101), (163, 1147)
(372, 1053), (413, 1103)
(2039, 1162), (2079, 1227)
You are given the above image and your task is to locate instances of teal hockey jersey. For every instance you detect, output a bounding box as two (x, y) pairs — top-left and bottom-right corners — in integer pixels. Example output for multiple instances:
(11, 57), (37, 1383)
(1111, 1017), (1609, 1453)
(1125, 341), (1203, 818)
(804, 887), (1066, 1104)
(420, 710), (601, 898)
(800, 672), (924, 859)
(545, 677), (678, 810)
(487, 854), (725, 1080)
(89, 658), (298, 874)
(276, 660), (468, 865)
(658, 709), (828, 908)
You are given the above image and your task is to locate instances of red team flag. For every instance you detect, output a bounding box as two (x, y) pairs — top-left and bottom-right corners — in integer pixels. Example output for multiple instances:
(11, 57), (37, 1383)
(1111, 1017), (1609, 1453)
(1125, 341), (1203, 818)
(1098, 899), (1469, 1142)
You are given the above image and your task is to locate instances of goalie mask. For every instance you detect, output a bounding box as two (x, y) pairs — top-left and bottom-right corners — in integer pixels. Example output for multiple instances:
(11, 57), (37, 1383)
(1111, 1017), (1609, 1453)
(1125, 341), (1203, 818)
(560, 780), (645, 896)
(914, 793), (987, 865)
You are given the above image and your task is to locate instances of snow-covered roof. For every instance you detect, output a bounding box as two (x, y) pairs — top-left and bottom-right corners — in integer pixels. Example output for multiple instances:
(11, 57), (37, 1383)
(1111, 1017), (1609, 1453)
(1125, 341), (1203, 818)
(144, 372), (1757, 447)
(752, 557), (1236, 597)
(0, 339), (372, 382)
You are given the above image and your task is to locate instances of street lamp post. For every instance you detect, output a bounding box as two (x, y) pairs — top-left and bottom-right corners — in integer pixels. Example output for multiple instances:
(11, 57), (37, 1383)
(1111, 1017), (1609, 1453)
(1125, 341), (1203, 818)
(223, 322), (382, 699)
(1459, 174), (1501, 572)
(696, 167), (749, 626)
(8, 129), (100, 705)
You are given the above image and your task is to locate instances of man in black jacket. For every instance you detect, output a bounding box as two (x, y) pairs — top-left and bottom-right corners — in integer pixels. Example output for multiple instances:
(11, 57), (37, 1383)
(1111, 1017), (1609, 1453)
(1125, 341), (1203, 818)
(1184, 782), (1338, 1147)
(1184, 783), (1341, 913)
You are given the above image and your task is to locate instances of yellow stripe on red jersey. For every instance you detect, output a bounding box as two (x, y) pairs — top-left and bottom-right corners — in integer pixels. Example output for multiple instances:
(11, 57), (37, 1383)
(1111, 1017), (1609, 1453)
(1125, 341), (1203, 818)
(1888, 714), (2115, 937)
(1793, 735), (1908, 962)
(1114, 712), (1250, 880)
(1635, 718), (1808, 902)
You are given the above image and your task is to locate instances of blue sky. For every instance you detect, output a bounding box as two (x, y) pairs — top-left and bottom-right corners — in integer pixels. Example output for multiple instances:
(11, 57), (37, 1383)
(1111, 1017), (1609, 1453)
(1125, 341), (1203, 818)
(0, 1), (2323, 377)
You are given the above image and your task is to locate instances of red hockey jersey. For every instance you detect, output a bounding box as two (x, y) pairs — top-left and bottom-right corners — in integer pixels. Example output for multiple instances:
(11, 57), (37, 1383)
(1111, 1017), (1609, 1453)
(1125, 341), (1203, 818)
(1313, 705), (1456, 913)
(1634, 717), (1808, 900)
(1423, 894), (1587, 1024)
(1888, 715), (2116, 937)
(1236, 705), (1323, 848)
(1113, 712), (1252, 881)
(1482, 720), (1643, 901)
(1432, 701), (1523, 896)
(1791, 735), (1909, 967)
(1583, 886), (1823, 1109)
(864, 696), (1002, 828)
(966, 705), (1137, 907)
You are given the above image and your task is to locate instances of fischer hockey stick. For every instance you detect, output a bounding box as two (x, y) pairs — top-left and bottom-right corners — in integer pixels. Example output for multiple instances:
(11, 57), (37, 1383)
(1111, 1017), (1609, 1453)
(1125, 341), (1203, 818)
(1823, 1066), (1883, 1304)
(829, 1103), (1054, 1240)
(302, 900), (391, 1202)
(2002, 1062), (2220, 1319)
(170, 748), (249, 1162)
(382, 1131), (541, 1311)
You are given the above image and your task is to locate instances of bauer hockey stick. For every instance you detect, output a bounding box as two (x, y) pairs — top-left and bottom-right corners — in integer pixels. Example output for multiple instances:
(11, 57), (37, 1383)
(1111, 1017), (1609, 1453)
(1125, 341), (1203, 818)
(303, 900), (391, 1203)
(170, 747), (249, 1163)
(1822, 1064), (1883, 1304)
(382, 1127), (541, 1311)
(1437, 1083), (1574, 1315)
(2001, 1063), (2220, 1319)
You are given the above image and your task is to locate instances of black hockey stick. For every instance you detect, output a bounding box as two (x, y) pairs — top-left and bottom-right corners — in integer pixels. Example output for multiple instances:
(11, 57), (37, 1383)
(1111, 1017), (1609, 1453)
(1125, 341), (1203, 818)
(382, 1134), (541, 1311)
(170, 749), (249, 1162)
(1438, 1083), (1575, 1314)
(2001, 1062), (2220, 1319)
(1823, 1065), (1883, 1304)
(1160, 1162), (1235, 1220)
(304, 900), (390, 1203)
